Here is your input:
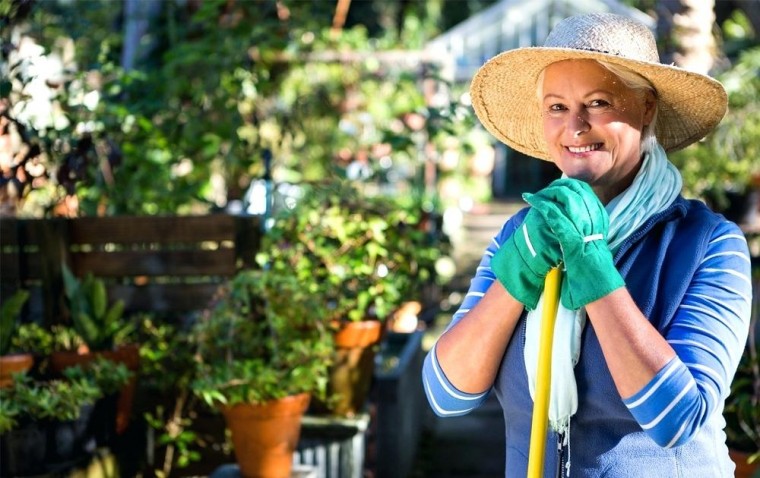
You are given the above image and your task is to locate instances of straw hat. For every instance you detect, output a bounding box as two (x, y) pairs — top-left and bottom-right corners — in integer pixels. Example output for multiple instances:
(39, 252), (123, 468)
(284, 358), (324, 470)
(470, 12), (728, 161)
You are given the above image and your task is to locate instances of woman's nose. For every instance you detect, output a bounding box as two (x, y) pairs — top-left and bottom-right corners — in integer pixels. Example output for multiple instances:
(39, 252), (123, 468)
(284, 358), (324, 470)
(569, 111), (590, 137)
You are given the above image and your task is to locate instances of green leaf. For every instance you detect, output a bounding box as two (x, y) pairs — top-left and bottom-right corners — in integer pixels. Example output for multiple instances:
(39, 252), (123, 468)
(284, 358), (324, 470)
(104, 300), (125, 329)
(75, 312), (100, 347)
(92, 279), (107, 319)
(0, 290), (29, 355)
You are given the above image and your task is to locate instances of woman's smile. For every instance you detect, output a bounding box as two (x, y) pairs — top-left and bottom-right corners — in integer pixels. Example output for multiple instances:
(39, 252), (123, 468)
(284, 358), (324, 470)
(566, 143), (603, 154)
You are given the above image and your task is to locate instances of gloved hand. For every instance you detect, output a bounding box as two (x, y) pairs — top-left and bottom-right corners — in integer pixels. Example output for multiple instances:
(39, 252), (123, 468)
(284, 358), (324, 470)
(491, 208), (562, 310)
(525, 178), (625, 310)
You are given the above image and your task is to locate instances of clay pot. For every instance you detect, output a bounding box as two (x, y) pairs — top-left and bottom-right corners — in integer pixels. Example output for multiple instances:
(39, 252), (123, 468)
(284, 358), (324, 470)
(221, 393), (310, 478)
(317, 320), (383, 417)
(730, 448), (760, 478)
(0, 353), (34, 388)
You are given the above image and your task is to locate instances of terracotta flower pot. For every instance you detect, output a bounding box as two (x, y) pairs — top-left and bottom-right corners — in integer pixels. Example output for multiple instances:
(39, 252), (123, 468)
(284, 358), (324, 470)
(221, 393), (310, 478)
(730, 448), (760, 478)
(315, 320), (383, 417)
(0, 353), (34, 388)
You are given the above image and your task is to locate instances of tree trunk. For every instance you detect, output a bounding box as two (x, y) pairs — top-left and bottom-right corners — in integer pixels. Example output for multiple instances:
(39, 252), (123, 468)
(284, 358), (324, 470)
(656, 0), (718, 74)
(121, 0), (162, 71)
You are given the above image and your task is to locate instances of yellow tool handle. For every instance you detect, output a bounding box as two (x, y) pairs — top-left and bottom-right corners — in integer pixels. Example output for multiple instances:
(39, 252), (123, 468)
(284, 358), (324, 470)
(527, 266), (563, 478)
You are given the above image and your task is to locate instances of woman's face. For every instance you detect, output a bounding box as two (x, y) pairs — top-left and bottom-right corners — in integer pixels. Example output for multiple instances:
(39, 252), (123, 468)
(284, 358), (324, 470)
(541, 59), (656, 203)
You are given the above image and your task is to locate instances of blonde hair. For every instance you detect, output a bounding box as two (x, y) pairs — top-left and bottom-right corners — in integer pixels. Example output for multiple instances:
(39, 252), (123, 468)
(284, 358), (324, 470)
(536, 60), (659, 155)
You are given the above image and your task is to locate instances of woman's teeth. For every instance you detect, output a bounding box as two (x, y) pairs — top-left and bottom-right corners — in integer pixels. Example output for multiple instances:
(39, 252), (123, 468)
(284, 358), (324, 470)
(568, 144), (601, 153)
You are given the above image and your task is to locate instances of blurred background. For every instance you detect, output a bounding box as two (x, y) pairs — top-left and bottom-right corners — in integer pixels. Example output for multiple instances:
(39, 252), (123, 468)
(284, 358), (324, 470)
(3, 0), (760, 225)
(2, 1), (760, 478)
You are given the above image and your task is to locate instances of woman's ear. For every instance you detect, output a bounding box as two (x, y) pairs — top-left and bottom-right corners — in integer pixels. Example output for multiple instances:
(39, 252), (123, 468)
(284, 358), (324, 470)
(643, 90), (657, 126)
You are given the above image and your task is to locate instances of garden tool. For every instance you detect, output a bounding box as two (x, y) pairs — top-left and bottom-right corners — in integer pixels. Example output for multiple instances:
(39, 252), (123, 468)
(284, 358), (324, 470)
(527, 266), (562, 478)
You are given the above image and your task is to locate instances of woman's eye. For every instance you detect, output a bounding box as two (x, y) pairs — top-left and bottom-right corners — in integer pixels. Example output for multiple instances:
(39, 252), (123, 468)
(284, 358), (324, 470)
(548, 104), (566, 112)
(588, 99), (610, 108)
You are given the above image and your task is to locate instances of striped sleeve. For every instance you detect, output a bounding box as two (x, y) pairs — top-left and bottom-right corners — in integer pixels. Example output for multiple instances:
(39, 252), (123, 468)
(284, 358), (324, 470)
(623, 221), (752, 447)
(422, 344), (490, 416)
(422, 210), (527, 417)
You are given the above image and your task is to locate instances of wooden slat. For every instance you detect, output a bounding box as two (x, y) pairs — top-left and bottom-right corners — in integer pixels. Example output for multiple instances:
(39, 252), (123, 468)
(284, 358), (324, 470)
(0, 251), (20, 281)
(0, 218), (68, 247)
(110, 283), (222, 314)
(1, 251), (52, 280)
(0, 218), (19, 247)
(71, 249), (237, 277)
(68, 215), (238, 245)
(2, 215), (263, 320)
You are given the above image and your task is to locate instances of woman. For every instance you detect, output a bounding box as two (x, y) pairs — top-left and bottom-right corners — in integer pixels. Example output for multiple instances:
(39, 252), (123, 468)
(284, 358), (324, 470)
(422, 12), (752, 477)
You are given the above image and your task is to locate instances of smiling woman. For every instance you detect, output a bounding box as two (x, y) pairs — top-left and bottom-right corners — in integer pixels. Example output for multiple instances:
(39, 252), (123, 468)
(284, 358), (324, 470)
(423, 12), (752, 478)
(540, 59), (657, 204)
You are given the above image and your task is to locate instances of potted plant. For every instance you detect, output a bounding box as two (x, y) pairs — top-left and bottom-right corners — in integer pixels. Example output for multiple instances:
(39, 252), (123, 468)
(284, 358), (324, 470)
(51, 264), (140, 436)
(0, 372), (98, 476)
(724, 307), (760, 477)
(0, 358), (130, 476)
(190, 267), (333, 478)
(0, 289), (32, 387)
(259, 179), (447, 416)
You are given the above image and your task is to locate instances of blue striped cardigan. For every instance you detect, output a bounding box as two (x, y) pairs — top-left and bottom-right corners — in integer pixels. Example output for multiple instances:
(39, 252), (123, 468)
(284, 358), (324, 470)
(422, 196), (752, 477)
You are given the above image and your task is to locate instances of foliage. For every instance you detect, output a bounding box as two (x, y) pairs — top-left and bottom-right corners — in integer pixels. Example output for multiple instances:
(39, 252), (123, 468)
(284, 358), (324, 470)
(191, 268), (333, 407)
(0, 396), (18, 433)
(259, 179), (447, 323)
(672, 47), (760, 205)
(62, 355), (133, 396)
(721, 8), (760, 58)
(724, 307), (760, 464)
(3, 0), (478, 218)
(0, 367), (101, 433)
(1, 0), (333, 215)
(132, 315), (201, 475)
(12, 322), (56, 356)
(47, 324), (86, 353)
(0, 289), (30, 355)
(62, 264), (132, 351)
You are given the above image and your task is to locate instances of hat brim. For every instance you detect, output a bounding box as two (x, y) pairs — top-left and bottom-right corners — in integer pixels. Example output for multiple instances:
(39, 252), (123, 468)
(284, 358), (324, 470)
(470, 47), (728, 161)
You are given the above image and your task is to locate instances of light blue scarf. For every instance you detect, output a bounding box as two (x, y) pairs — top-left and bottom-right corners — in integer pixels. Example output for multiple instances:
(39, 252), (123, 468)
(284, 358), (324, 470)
(524, 143), (682, 436)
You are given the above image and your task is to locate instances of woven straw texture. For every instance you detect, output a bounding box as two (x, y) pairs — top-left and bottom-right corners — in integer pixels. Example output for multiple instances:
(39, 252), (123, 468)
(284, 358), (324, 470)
(470, 13), (728, 161)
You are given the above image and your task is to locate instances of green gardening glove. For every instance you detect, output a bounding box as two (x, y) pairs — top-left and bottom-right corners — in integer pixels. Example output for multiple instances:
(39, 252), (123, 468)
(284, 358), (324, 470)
(491, 208), (562, 310)
(525, 178), (625, 310)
